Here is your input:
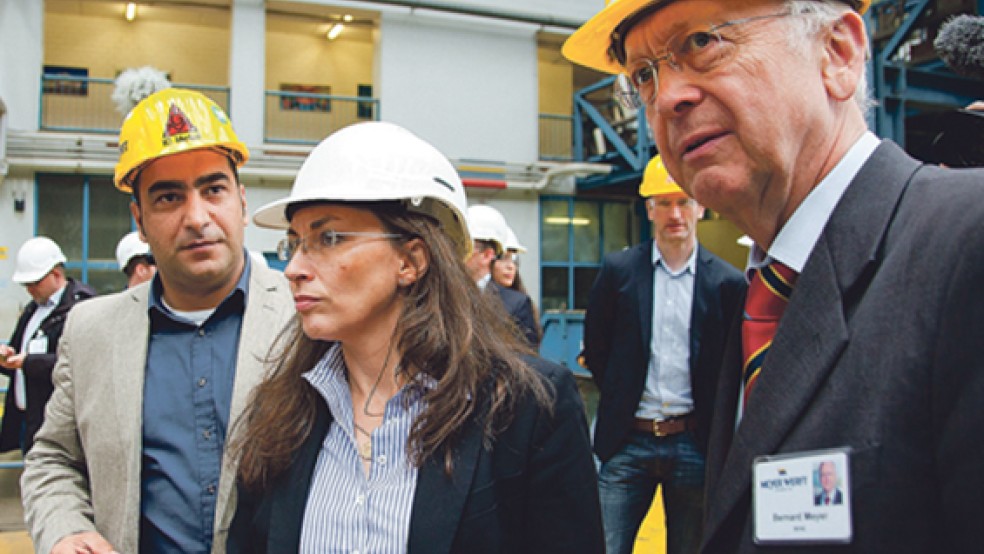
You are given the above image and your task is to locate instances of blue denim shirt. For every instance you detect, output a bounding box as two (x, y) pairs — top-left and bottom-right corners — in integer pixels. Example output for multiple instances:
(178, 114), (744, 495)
(140, 258), (250, 553)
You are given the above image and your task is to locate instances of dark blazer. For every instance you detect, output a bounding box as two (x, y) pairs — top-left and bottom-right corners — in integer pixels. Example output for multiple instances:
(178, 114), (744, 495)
(487, 281), (540, 348)
(702, 141), (984, 553)
(0, 277), (96, 452)
(583, 242), (745, 461)
(227, 356), (604, 554)
(814, 489), (843, 506)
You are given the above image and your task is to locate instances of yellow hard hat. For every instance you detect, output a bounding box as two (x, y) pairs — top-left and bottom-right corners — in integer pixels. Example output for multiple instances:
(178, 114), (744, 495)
(114, 88), (249, 193)
(562, 0), (871, 75)
(638, 155), (683, 197)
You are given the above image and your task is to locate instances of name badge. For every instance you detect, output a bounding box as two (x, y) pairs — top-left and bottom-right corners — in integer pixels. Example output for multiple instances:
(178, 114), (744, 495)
(27, 335), (48, 354)
(752, 448), (851, 545)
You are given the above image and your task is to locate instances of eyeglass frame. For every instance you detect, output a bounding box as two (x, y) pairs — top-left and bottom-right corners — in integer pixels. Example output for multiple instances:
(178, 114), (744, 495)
(615, 11), (792, 111)
(276, 229), (404, 262)
(647, 196), (698, 211)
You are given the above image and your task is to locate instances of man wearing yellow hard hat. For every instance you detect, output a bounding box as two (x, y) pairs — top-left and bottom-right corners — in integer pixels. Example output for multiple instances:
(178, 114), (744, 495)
(583, 155), (743, 554)
(22, 88), (294, 554)
(566, 0), (984, 552)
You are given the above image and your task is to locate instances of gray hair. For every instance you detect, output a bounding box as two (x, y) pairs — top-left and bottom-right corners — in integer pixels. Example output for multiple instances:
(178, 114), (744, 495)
(784, 0), (874, 116)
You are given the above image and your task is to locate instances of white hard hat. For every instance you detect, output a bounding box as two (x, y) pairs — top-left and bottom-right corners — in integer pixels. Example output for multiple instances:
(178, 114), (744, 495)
(504, 226), (527, 254)
(13, 237), (67, 284)
(467, 205), (510, 256)
(115, 231), (151, 271)
(253, 121), (472, 259)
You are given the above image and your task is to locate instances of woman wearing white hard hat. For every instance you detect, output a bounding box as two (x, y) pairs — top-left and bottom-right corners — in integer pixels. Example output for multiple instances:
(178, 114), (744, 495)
(491, 226), (543, 345)
(228, 121), (603, 553)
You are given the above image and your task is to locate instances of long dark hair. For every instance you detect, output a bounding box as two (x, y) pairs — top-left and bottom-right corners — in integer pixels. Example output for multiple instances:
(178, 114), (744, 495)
(233, 202), (550, 491)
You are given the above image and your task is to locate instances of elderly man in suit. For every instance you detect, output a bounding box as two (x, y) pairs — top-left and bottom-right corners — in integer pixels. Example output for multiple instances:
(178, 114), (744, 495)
(565, 0), (984, 551)
(583, 156), (744, 554)
(21, 89), (294, 554)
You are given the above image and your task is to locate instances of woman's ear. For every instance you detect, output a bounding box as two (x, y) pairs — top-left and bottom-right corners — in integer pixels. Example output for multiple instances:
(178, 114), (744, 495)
(398, 238), (429, 287)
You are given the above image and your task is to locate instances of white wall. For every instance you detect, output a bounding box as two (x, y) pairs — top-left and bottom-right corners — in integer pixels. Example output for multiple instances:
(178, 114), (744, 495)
(0, 0), (43, 131)
(0, 173), (37, 338)
(377, 12), (539, 162)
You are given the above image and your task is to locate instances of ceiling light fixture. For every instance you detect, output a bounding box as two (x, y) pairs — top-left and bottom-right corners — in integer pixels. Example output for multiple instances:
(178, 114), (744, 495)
(343, 14), (354, 22)
(326, 23), (344, 40)
(124, 2), (137, 22)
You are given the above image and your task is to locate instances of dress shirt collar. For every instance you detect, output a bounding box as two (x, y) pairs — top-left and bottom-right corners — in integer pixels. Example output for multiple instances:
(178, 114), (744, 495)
(651, 240), (697, 277)
(476, 272), (492, 291)
(39, 283), (67, 309)
(148, 249), (252, 321)
(747, 131), (880, 277)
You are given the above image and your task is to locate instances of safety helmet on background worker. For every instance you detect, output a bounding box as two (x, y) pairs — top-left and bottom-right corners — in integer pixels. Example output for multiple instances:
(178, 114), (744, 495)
(638, 155), (684, 197)
(114, 88), (249, 193)
(253, 121), (472, 259)
(562, 0), (872, 75)
(115, 231), (152, 271)
(504, 226), (527, 254)
(12, 237), (67, 284)
(467, 205), (511, 256)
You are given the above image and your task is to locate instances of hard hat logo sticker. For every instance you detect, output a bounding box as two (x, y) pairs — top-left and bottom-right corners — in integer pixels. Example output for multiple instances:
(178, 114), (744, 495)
(162, 103), (201, 147)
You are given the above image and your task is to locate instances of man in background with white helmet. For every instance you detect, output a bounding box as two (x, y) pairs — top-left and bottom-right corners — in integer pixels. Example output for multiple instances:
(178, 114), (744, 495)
(565, 0), (984, 551)
(583, 156), (743, 554)
(21, 88), (294, 554)
(115, 230), (156, 288)
(0, 237), (96, 455)
(465, 204), (540, 348)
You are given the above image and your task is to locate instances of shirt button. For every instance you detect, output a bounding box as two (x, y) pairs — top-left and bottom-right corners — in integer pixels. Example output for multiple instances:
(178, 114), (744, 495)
(203, 429), (212, 440)
(198, 377), (207, 388)
(376, 455), (387, 465)
(207, 484), (216, 494)
(355, 493), (365, 505)
(198, 328), (206, 337)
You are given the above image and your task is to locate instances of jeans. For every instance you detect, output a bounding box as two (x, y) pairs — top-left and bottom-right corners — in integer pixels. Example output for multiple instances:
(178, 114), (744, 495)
(597, 429), (705, 554)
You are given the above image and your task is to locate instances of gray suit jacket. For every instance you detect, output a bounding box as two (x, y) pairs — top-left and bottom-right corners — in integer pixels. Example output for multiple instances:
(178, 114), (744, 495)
(702, 141), (984, 552)
(21, 263), (294, 554)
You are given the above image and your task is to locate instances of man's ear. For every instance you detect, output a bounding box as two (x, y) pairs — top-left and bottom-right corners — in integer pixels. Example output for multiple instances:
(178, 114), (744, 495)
(398, 238), (429, 287)
(821, 10), (867, 102)
(130, 200), (147, 241)
(239, 184), (248, 225)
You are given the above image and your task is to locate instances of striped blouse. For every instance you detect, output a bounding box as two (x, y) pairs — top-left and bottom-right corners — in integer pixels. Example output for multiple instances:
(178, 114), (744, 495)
(299, 344), (431, 554)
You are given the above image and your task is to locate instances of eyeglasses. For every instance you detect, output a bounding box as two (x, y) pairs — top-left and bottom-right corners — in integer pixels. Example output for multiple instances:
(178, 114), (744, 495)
(650, 197), (697, 211)
(617, 12), (791, 110)
(276, 229), (403, 262)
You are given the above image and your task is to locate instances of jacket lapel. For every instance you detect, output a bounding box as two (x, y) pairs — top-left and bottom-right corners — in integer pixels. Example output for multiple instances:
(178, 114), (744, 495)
(219, 266), (291, 534)
(689, 246), (713, 372)
(267, 399), (331, 552)
(636, 240), (655, 351)
(703, 141), (923, 540)
(111, 284), (151, 549)
(407, 413), (484, 554)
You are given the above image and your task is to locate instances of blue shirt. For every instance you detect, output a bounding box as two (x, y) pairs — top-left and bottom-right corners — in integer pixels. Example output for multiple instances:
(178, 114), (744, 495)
(637, 243), (697, 420)
(140, 258), (250, 554)
(299, 344), (430, 554)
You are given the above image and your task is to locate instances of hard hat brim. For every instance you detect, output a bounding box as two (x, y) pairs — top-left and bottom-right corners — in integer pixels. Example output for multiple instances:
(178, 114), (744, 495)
(562, 0), (871, 74)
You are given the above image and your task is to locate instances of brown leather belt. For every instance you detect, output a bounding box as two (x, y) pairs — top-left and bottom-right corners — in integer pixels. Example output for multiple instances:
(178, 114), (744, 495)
(633, 415), (695, 437)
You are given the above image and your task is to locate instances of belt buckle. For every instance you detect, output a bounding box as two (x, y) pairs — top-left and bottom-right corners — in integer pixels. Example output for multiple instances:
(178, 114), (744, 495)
(652, 419), (667, 437)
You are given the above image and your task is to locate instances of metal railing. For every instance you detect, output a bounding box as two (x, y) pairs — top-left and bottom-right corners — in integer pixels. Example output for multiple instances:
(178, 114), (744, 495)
(264, 90), (380, 144)
(539, 113), (574, 161)
(39, 74), (230, 135)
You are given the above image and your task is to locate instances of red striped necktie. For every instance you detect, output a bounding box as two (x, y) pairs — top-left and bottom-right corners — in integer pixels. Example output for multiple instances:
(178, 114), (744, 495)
(741, 261), (798, 407)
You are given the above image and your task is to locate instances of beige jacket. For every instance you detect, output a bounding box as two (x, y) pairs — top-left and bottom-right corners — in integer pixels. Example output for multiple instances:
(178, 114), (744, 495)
(21, 263), (294, 554)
